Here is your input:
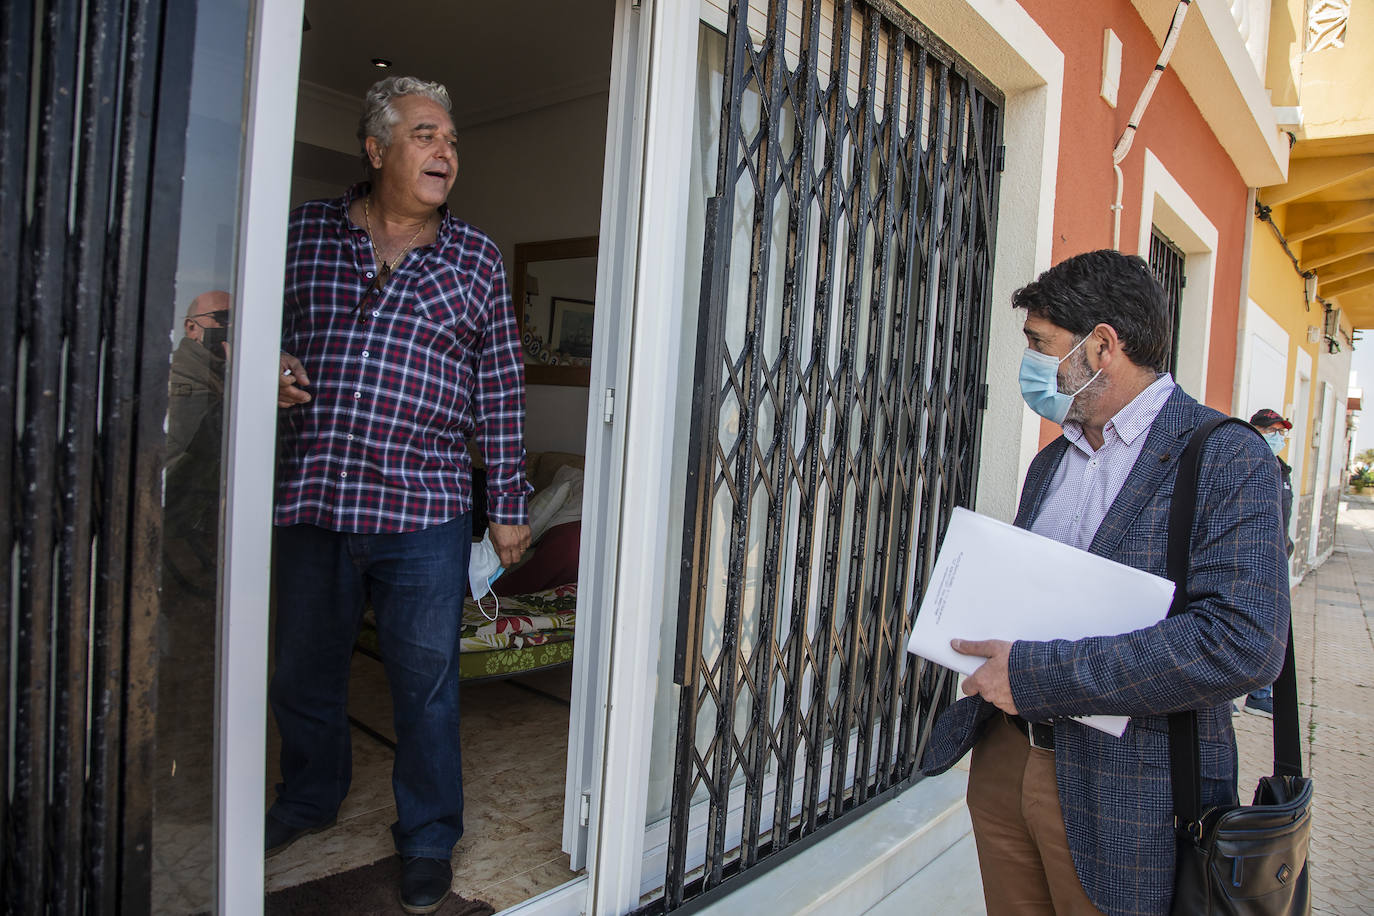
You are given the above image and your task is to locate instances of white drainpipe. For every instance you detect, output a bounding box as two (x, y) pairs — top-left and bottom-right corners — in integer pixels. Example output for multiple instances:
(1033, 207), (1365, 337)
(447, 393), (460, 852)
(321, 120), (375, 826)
(1112, 0), (1192, 250)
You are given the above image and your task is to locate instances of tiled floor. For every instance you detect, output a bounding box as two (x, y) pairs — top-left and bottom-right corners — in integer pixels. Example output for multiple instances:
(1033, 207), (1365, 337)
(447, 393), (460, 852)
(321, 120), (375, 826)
(265, 659), (583, 912)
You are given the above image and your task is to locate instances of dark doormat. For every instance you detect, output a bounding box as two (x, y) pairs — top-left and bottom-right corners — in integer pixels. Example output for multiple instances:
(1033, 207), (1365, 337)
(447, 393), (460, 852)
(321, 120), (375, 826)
(265, 857), (495, 916)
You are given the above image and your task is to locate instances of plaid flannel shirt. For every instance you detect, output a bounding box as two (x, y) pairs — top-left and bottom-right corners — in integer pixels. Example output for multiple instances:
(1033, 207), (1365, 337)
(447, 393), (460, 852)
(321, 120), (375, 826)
(275, 183), (529, 534)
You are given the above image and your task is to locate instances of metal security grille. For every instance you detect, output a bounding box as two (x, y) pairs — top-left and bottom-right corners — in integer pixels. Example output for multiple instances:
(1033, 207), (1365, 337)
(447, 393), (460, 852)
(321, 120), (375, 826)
(664, 1), (1003, 908)
(1, 1), (195, 910)
(1148, 227), (1186, 375)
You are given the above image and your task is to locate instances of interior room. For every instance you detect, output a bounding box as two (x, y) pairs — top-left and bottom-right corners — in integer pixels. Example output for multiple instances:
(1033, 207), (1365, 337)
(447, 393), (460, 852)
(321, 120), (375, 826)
(263, 1), (615, 910)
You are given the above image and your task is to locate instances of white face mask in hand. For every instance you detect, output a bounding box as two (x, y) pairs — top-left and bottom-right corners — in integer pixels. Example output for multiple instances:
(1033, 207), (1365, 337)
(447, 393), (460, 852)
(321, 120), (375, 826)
(469, 531), (505, 622)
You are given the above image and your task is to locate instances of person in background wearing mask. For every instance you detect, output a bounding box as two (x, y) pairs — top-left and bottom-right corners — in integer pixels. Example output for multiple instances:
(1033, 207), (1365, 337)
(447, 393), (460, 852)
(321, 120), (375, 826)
(921, 250), (1289, 916)
(1239, 407), (1295, 718)
(270, 76), (530, 913)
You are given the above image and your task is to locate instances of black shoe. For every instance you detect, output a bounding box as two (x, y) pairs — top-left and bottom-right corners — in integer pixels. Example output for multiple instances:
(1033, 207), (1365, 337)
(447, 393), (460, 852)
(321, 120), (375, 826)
(264, 812), (336, 859)
(399, 855), (452, 914)
(1244, 693), (1274, 718)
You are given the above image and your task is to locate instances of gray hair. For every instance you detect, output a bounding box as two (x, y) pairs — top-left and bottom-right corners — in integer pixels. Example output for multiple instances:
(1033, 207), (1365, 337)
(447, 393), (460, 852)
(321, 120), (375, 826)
(357, 76), (452, 172)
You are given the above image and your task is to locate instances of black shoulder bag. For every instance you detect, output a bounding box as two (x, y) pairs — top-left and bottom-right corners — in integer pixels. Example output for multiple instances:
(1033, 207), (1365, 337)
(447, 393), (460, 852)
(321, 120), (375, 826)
(1167, 416), (1313, 915)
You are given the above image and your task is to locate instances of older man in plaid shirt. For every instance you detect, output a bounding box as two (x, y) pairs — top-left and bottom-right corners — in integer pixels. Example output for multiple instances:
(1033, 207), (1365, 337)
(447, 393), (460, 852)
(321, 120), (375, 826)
(267, 76), (530, 914)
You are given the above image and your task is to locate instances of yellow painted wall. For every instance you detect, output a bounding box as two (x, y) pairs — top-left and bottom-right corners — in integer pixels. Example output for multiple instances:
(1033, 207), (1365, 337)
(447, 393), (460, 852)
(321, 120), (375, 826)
(1289, 2), (1374, 139)
(1266, 0), (1304, 109)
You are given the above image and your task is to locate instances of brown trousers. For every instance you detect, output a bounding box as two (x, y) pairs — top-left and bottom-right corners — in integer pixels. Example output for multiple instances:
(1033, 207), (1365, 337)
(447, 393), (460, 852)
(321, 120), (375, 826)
(967, 714), (1105, 915)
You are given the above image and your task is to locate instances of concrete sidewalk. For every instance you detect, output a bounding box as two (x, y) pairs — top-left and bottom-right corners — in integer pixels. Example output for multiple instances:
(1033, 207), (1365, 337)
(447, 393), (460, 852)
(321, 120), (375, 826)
(1231, 497), (1374, 914)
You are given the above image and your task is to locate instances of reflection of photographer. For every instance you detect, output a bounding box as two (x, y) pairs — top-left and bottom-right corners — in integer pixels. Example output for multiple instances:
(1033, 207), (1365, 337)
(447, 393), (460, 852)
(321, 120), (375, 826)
(167, 290), (230, 472)
(164, 291), (231, 601)
(158, 292), (232, 856)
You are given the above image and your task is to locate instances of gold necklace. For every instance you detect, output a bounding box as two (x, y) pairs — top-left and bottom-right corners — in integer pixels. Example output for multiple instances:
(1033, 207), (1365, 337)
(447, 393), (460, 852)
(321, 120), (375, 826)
(364, 195), (429, 280)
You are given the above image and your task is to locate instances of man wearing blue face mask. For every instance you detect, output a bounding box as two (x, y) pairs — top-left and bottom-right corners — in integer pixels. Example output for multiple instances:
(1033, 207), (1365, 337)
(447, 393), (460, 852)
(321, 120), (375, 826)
(921, 249), (1290, 916)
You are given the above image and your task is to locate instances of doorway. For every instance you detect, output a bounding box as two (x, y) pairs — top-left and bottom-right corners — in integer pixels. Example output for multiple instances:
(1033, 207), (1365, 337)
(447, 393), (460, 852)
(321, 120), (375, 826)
(265, 1), (616, 910)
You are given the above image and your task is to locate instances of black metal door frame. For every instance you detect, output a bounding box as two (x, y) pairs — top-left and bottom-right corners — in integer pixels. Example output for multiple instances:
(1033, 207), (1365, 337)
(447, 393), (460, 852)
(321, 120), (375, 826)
(659, 0), (1004, 910)
(2, 0), (197, 910)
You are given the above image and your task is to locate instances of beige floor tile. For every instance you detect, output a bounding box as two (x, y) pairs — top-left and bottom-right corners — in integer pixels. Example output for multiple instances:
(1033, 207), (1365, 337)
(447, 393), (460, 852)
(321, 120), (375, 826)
(472, 858), (584, 913)
(265, 806), (396, 893)
(265, 645), (575, 914)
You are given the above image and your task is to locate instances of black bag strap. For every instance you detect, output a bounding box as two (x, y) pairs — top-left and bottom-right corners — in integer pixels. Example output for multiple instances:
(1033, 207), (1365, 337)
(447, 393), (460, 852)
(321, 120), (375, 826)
(1165, 416), (1303, 828)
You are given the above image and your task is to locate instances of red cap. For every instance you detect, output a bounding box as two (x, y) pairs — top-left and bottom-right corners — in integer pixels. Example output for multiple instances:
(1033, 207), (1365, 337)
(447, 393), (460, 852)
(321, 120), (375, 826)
(1249, 408), (1292, 429)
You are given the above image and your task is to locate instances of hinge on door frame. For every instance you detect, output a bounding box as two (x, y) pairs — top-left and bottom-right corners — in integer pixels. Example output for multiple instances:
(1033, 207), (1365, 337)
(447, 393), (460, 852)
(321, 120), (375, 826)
(995, 145), (1006, 172)
(579, 791), (592, 826)
(603, 387), (616, 423)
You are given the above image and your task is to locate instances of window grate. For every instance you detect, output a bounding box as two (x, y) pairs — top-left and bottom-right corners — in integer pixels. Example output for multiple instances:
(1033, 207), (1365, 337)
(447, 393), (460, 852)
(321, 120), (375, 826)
(662, 1), (1003, 909)
(1, 1), (196, 910)
(1148, 228), (1186, 376)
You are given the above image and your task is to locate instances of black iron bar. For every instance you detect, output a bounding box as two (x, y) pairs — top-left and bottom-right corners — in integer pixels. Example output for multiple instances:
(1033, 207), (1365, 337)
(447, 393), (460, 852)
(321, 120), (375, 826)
(53, 0), (120, 909)
(828, 5), (883, 818)
(91, 2), (160, 904)
(1148, 229), (1186, 375)
(738, 0), (802, 871)
(769, 0), (829, 851)
(700, 2), (771, 889)
(0, 0), (35, 904)
(801, 0), (858, 831)
(13, 2), (82, 910)
(933, 77), (970, 532)
(121, 0), (197, 902)
(860, 30), (912, 795)
(892, 45), (933, 773)
(915, 65), (952, 589)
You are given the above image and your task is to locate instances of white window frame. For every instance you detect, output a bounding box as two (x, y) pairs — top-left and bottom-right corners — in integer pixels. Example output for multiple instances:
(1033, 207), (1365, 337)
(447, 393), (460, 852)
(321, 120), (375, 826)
(1309, 380), (1337, 564)
(1136, 148), (1219, 402)
(218, 1), (304, 912)
(220, 1), (649, 914)
(1290, 350), (1312, 503)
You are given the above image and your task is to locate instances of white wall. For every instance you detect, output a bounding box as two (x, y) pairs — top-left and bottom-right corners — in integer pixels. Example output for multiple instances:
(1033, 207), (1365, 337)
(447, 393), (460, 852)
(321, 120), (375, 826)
(1238, 300), (1290, 420)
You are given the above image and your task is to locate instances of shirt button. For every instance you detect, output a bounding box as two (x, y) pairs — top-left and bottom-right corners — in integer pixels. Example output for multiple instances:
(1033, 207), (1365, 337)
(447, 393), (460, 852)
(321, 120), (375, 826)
(347, 434), (355, 441)
(353, 391), (361, 399)
(340, 471), (348, 478)
(361, 350), (369, 358)
(365, 271), (374, 279)
(372, 310), (380, 317)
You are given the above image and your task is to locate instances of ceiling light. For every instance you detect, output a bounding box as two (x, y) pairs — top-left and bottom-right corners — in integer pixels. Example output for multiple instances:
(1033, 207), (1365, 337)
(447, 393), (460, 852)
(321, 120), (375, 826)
(371, 58), (392, 68)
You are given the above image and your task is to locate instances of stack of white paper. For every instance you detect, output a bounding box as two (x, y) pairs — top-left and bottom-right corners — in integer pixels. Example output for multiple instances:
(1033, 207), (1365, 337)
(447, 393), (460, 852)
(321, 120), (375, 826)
(905, 507), (1176, 737)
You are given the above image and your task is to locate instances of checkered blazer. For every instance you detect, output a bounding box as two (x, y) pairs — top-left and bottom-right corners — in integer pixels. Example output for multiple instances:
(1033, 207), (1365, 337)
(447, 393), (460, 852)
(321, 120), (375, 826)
(921, 386), (1290, 916)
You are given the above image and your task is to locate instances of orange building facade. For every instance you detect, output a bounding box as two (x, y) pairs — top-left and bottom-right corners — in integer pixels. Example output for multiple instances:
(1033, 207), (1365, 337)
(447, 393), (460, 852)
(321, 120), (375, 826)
(1014, 0), (1283, 446)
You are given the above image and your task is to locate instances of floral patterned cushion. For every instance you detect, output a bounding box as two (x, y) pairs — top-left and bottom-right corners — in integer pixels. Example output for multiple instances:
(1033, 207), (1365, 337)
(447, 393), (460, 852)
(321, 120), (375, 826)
(459, 584), (576, 652)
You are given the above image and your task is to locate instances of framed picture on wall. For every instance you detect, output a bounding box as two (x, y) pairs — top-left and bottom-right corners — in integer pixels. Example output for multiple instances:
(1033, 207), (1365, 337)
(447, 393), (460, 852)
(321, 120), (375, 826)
(513, 236), (598, 387)
(549, 298), (595, 360)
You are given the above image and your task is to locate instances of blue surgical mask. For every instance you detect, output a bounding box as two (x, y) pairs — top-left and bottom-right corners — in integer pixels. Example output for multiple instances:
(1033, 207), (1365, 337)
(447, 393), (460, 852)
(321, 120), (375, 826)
(1263, 432), (1286, 456)
(468, 531), (505, 621)
(1018, 335), (1101, 424)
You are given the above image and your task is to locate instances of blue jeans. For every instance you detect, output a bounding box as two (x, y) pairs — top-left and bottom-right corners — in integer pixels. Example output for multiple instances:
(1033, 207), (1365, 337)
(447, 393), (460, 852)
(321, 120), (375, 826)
(269, 515), (471, 859)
